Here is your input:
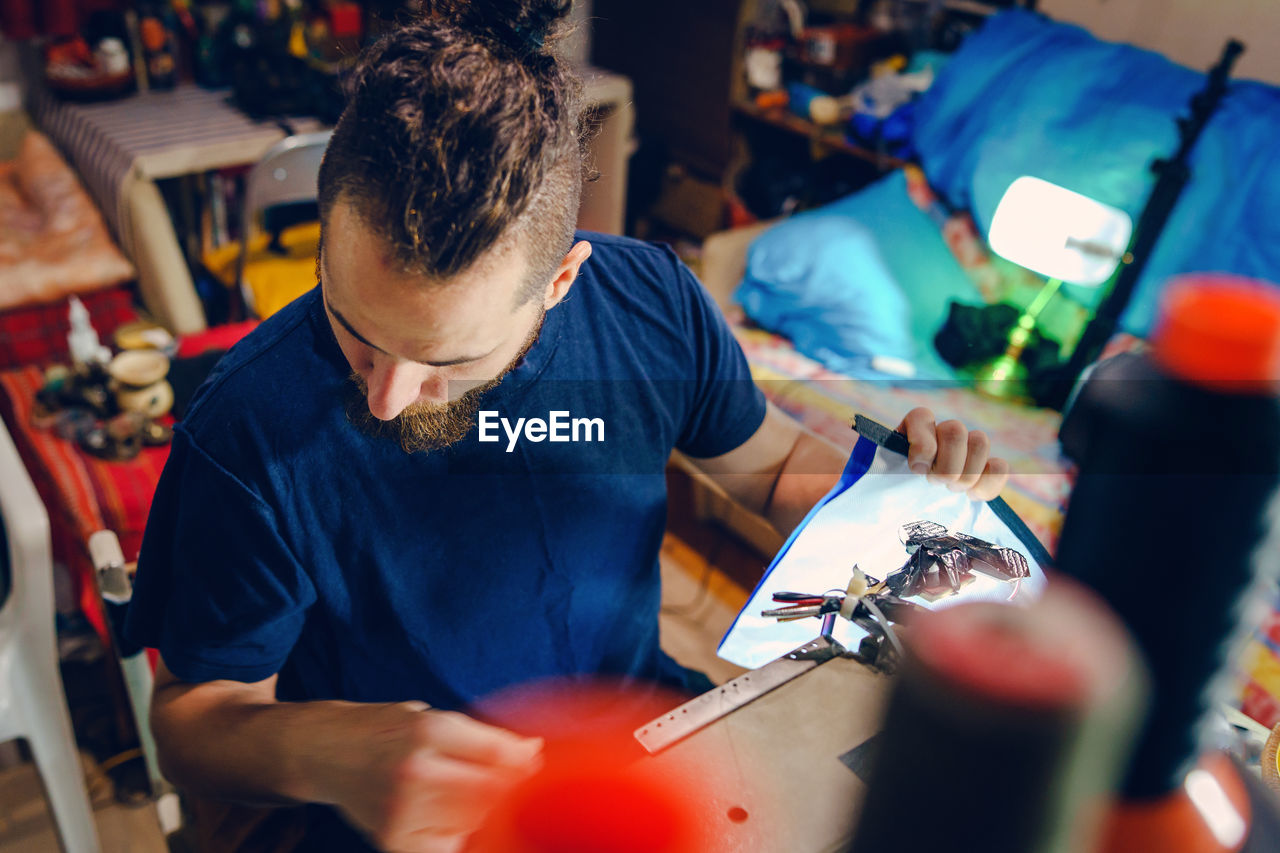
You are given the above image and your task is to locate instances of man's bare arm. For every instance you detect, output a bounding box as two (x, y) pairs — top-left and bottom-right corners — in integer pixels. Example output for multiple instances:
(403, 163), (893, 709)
(150, 658), (542, 851)
(688, 405), (1009, 538)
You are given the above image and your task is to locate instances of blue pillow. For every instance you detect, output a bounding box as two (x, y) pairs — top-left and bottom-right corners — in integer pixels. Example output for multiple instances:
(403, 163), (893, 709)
(735, 171), (983, 379)
(735, 211), (914, 379)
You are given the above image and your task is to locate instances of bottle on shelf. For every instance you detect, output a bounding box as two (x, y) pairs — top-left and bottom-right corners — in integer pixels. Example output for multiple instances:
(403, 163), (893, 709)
(137, 1), (178, 89)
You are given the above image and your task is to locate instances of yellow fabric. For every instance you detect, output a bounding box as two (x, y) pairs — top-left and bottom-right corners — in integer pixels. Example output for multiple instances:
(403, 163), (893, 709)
(243, 222), (321, 319)
(1242, 639), (1280, 696)
(204, 222), (321, 319)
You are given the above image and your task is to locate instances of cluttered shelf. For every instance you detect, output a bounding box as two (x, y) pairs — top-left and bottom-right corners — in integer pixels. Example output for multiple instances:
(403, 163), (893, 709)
(732, 98), (907, 170)
(900, 0), (1031, 16)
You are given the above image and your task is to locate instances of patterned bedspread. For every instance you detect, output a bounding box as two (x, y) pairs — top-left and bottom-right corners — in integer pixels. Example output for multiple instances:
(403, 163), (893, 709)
(733, 324), (1072, 552)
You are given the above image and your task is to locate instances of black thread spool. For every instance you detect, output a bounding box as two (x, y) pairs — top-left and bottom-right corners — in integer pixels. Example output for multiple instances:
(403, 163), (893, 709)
(846, 583), (1145, 853)
(1056, 275), (1280, 799)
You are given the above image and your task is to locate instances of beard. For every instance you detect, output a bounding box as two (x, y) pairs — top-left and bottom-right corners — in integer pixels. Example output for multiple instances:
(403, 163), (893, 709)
(344, 310), (545, 454)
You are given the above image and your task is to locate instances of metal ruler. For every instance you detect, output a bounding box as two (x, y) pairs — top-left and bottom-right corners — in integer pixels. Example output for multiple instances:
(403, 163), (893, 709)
(634, 635), (847, 754)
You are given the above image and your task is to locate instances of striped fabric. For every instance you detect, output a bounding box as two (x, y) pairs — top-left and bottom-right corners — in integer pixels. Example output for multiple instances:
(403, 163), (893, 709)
(29, 85), (294, 256)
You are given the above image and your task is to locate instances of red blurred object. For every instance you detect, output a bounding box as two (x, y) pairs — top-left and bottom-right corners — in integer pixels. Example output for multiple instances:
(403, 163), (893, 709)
(1152, 274), (1280, 394)
(724, 191), (759, 230)
(475, 746), (703, 853)
(913, 604), (1090, 710)
(45, 36), (94, 67)
(0, 0), (37, 39)
(175, 319), (259, 358)
(753, 90), (788, 111)
(1099, 752), (1251, 853)
(0, 0), (98, 38)
(328, 1), (362, 38)
(468, 679), (723, 853)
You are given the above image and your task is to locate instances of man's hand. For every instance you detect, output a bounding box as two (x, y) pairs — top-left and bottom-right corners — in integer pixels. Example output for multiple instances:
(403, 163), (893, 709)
(687, 402), (1012, 537)
(322, 703), (542, 853)
(898, 406), (1008, 501)
(150, 660), (542, 853)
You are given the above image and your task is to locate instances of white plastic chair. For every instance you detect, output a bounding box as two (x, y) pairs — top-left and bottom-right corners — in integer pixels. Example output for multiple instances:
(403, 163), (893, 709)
(0, 419), (101, 852)
(88, 529), (167, 800)
(86, 529), (182, 837)
(235, 129), (333, 317)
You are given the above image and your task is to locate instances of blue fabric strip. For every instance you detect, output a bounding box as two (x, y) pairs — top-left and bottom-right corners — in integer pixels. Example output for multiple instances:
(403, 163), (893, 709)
(717, 434), (877, 648)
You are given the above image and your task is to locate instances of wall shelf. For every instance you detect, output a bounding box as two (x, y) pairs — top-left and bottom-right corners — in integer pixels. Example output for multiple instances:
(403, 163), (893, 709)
(900, 0), (1038, 15)
(732, 100), (907, 171)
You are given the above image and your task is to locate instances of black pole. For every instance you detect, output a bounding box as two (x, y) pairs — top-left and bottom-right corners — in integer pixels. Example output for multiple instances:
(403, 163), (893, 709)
(1043, 39), (1245, 410)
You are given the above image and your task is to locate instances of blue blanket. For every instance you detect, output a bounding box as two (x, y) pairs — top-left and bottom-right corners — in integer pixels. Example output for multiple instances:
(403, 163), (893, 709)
(915, 9), (1280, 335)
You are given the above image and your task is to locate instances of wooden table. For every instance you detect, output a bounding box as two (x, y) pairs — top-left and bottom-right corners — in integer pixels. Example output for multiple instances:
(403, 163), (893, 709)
(33, 69), (633, 336)
(644, 651), (890, 852)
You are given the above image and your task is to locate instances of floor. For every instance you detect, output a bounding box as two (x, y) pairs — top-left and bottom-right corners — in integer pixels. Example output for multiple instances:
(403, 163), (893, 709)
(0, 521), (764, 853)
(0, 748), (168, 853)
(658, 533), (753, 686)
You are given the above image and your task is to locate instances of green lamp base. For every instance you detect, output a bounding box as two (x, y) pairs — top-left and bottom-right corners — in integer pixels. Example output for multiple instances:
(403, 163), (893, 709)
(974, 352), (1030, 402)
(973, 277), (1064, 404)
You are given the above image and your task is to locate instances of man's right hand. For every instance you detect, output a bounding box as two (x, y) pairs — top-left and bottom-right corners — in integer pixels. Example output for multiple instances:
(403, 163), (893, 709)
(149, 659), (542, 853)
(320, 702), (543, 853)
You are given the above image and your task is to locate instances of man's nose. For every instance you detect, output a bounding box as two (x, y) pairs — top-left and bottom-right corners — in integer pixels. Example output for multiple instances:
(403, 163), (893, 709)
(363, 357), (447, 420)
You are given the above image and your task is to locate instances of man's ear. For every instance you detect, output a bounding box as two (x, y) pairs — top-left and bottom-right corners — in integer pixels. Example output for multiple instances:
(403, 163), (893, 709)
(544, 240), (593, 309)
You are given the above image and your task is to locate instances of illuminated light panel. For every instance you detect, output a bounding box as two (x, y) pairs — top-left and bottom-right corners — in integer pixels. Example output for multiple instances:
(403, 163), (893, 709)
(989, 176), (1133, 286)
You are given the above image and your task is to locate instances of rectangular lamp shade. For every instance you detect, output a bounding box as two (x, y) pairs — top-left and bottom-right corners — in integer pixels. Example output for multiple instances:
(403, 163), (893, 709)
(988, 176), (1134, 287)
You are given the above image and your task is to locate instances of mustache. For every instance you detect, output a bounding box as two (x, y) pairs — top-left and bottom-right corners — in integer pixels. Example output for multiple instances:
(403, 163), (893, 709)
(343, 311), (546, 453)
(344, 373), (499, 454)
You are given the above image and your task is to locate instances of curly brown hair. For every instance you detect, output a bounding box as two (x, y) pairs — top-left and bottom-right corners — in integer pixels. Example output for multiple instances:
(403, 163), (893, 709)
(318, 1), (584, 300)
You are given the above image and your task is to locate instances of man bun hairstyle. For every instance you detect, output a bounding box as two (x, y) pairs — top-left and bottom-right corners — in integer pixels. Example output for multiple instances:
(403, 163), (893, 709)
(429, 0), (573, 56)
(318, 0), (584, 297)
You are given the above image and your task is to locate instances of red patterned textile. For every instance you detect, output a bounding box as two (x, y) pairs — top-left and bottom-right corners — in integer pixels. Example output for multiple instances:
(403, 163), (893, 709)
(0, 0), (121, 39)
(0, 321), (257, 646)
(0, 365), (169, 643)
(175, 320), (259, 358)
(0, 286), (137, 370)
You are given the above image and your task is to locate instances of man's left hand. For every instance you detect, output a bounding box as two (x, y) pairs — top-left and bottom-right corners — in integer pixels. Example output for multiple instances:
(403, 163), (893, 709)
(898, 407), (1009, 501)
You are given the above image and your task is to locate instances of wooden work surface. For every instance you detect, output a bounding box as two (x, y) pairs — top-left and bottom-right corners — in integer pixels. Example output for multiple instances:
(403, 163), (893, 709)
(645, 654), (890, 852)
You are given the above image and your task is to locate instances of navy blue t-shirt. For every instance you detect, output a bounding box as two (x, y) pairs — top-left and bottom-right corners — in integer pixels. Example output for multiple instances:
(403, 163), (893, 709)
(126, 233), (766, 711)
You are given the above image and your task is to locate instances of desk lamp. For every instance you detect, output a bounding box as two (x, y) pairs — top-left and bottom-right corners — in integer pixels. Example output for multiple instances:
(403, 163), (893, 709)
(976, 176), (1133, 401)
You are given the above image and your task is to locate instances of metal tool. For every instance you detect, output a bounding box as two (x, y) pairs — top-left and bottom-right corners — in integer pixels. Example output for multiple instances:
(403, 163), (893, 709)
(760, 597), (843, 619)
(634, 635), (850, 754)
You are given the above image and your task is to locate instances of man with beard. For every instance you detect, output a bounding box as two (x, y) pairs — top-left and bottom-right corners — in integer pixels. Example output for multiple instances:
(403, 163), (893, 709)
(125, 2), (1009, 851)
